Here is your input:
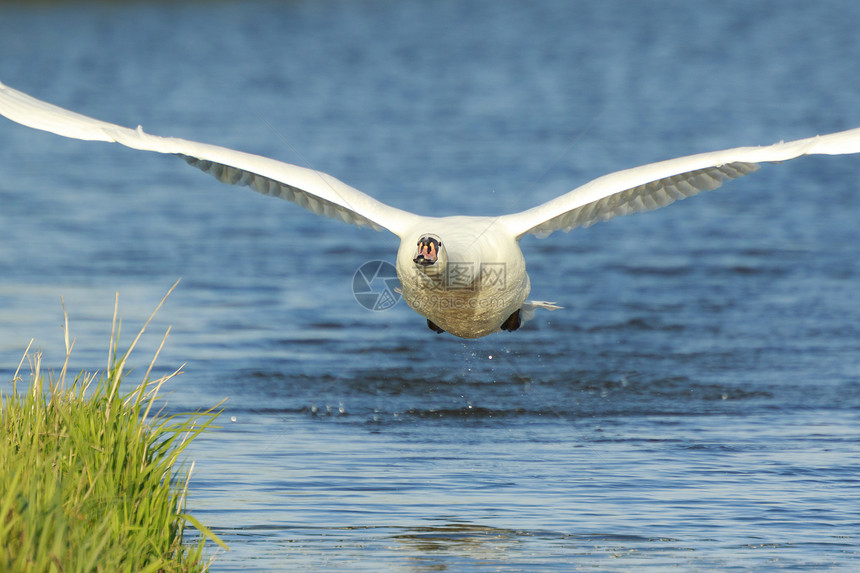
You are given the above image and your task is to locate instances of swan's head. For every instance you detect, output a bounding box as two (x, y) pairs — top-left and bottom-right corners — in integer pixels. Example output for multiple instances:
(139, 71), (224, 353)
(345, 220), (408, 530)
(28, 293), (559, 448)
(413, 234), (444, 266)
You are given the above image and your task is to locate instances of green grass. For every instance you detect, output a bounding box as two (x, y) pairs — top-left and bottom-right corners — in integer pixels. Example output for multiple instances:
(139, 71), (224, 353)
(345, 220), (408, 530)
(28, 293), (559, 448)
(0, 282), (226, 572)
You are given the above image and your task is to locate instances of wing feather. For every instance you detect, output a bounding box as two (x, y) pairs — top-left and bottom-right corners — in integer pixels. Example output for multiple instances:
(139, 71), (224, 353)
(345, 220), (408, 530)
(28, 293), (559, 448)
(0, 81), (419, 236)
(502, 128), (860, 239)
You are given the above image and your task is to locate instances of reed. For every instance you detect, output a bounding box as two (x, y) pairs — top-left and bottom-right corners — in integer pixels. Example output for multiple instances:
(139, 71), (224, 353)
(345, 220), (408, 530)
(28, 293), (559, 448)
(0, 282), (226, 572)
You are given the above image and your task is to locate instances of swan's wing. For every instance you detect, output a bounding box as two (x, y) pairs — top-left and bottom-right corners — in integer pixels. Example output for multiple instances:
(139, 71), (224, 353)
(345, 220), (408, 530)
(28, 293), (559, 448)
(0, 81), (420, 236)
(501, 127), (860, 239)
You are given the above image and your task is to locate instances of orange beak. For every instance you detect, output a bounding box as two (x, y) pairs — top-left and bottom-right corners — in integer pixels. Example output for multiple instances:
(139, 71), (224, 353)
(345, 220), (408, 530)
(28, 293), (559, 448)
(413, 238), (439, 265)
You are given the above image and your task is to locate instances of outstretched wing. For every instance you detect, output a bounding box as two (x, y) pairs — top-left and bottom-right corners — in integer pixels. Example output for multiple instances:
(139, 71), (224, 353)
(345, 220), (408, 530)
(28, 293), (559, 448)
(0, 81), (419, 236)
(501, 127), (860, 239)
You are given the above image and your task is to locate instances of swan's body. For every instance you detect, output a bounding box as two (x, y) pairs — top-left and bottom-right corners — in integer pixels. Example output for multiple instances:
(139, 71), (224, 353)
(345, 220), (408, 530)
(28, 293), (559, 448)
(2, 81), (860, 338)
(396, 216), (529, 338)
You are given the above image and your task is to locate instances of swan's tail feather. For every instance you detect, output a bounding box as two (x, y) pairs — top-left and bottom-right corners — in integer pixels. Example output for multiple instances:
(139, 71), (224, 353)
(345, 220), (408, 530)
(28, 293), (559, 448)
(521, 300), (563, 323)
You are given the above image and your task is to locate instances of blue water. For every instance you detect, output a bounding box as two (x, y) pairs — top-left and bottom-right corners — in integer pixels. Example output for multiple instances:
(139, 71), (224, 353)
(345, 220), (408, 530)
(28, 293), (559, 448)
(1, 1), (860, 570)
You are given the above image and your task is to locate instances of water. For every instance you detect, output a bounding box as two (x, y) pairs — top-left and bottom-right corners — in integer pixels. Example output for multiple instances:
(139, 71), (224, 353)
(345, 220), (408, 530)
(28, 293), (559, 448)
(1, 1), (859, 570)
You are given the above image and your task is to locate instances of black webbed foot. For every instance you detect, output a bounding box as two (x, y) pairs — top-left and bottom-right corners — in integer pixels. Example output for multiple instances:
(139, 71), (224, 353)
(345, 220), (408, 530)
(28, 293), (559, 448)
(500, 309), (522, 332)
(427, 319), (445, 334)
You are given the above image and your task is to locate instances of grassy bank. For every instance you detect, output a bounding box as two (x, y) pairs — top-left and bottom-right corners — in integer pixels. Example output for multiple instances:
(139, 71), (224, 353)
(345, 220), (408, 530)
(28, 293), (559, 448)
(0, 284), (226, 572)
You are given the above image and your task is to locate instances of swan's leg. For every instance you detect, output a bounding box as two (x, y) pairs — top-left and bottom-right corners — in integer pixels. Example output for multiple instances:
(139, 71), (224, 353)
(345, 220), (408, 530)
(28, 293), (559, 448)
(427, 319), (445, 334)
(500, 309), (521, 332)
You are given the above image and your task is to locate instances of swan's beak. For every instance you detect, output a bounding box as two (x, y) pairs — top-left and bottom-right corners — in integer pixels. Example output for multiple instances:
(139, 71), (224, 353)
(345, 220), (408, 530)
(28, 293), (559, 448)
(413, 237), (439, 266)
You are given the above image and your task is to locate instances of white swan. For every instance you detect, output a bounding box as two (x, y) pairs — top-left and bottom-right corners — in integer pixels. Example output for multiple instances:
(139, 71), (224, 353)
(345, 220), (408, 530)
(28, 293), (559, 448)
(2, 81), (860, 338)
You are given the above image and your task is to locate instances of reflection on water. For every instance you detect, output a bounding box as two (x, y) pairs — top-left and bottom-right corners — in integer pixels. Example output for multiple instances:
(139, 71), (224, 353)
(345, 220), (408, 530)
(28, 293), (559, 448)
(393, 523), (525, 554)
(1, 0), (860, 571)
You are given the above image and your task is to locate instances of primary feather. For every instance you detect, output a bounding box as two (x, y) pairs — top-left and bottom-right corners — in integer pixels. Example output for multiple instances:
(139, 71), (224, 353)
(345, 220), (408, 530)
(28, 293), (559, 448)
(0, 80), (418, 236)
(500, 129), (860, 239)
